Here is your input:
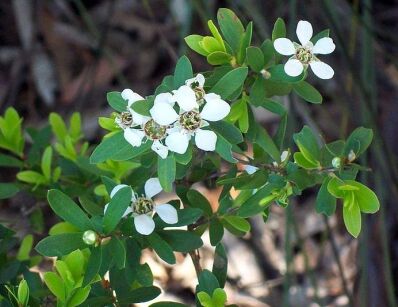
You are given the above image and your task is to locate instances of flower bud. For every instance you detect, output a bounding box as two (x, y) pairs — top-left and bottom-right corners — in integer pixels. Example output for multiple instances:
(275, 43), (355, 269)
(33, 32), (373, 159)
(332, 157), (342, 168)
(82, 230), (97, 245)
(348, 150), (356, 162)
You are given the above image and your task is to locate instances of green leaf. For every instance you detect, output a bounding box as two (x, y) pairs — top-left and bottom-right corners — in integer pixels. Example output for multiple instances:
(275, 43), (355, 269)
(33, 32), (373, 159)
(103, 186), (132, 234)
(316, 178), (336, 216)
(197, 292), (213, 307)
(255, 126), (281, 162)
(311, 29), (330, 43)
(217, 8), (244, 54)
(148, 233), (176, 264)
(293, 81), (323, 104)
(118, 286), (161, 304)
(48, 189), (92, 230)
(207, 51), (232, 65)
(215, 134), (236, 163)
(0, 153), (23, 168)
(83, 247), (102, 287)
(107, 91), (127, 112)
(237, 22), (253, 64)
(129, 99), (153, 116)
(17, 171), (47, 185)
(109, 237), (127, 269)
(41, 146), (52, 181)
(150, 302), (186, 307)
(174, 56), (193, 88)
(35, 233), (86, 257)
(0, 183), (19, 199)
(208, 20), (226, 51)
(344, 127), (373, 157)
(43, 272), (66, 301)
(293, 152), (319, 169)
(69, 112), (82, 141)
(345, 180), (380, 213)
(209, 219), (224, 246)
(90, 131), (150, 163)
(49, 113), (68, 141)
(197, 270), (219, 295)
(157, 155), (176, 192)
(272, 18), (286, 41)
(210, 67), (248, 99)
(17, 235), (33, 261)
(68, 286), (91, 307)
(210, 121), (243, 144)
(187, 189), (213, 216)
(17, 279), (29, 306)
(343, 192), (361, 237)
(201, 36), (224, 53)
(161, 230), (203, 252)
(293, 125), (320, 164)
(212, 243), (228, 288)
(185, 35), (208, 56)
(223, 216), (250, 233)
(246, 46), (264, 72)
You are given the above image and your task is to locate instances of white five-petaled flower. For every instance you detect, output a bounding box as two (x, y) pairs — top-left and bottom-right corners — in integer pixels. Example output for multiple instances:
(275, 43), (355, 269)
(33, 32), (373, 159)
(149, 74), (231, 154)
(117, 89), (170, 159)
(105, 178), (178, 235)
(274, 20), (336, 79)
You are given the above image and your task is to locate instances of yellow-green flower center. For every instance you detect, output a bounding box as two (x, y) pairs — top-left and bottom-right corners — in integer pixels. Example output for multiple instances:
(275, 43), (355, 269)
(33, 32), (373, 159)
(117, 111), (134, 128)
(179, 111), (201, 131)
(144, 119), (167, 140)
(133, 197), (154, 215)
(295, 47), (313, 64)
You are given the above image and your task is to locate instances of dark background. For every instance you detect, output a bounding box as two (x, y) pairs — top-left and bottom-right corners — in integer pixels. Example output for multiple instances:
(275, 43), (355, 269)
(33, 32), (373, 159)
(0, 0), (397, 306)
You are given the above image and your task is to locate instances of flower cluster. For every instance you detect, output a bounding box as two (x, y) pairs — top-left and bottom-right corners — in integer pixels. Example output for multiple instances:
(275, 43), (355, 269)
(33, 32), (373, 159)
(115, 74), (231, 158)
(104, 178), (178, 235)
(274, 21), (336, 79)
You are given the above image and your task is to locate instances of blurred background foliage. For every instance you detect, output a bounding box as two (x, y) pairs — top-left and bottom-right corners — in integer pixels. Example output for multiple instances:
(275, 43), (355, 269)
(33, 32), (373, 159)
(0, 0), (397, 306)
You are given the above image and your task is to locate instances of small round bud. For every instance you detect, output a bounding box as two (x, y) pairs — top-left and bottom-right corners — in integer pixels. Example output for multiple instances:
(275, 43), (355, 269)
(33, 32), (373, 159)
(82, 230), (97, 245)
(348, 150), (356, 162)
(332, 157), (342, 168)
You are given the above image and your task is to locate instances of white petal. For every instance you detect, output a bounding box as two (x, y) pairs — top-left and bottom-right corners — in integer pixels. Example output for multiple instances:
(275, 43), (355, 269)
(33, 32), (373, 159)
(155, 203), (178, 224)
(313, 37), (336, 55)
(144, 178), (163, 199)
(165, 132), (190, 154)
(310, 61), (334, 79)
(110, 184), (129, 198)
(185, 73), (205, 88)
(134, 214), (155, 235)
(273, 38), (296, 56)
(121, 89), (145, 106)
(244, 165), (259, 175)
(154, 92), (175, 106)
(149, 103), (179, 126)
(296, 20), (313, 46)
(201, 96), (230, 122)
(284, 59), (304, 77)
(124, 128), (145, 147)
(281, 150), (289, 162)
(195, 129), (217, 151)
(151, 140), (168, 159)
(128, 110), (149, 126)
(173, 85), (198, 111)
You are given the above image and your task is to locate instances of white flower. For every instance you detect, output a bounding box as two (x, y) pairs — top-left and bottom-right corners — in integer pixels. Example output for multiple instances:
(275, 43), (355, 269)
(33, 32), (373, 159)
(104, 178), (178, 235)
(117, 89), (170, 159)
(245, 165), (259, 175)
(274, 21), (335, 79)
(149, 74), (231, 154)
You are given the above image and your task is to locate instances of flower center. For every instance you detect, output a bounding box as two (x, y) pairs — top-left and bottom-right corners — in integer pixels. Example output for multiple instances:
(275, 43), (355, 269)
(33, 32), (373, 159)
(179, 111), (201, 131)
(133, 197), (154, 215)
(143, 119), (167, 140)
(194, 87), (206, 105)
(295, 47), (313, 64)
(116, 111), (134, 128)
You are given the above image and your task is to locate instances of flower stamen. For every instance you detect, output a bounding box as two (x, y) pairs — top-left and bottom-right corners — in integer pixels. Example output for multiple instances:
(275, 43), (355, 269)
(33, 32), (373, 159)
(116, 111), (134, 129)
(179, 111), (201, 131)
(133, 197), (154, 215)
(144, 119), (167, 140)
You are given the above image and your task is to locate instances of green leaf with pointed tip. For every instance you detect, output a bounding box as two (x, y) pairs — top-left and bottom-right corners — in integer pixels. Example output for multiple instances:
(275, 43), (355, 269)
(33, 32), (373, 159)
(293, 126), (320, 163)
(212, 243), (228, 288)
(129, 99), (153, 116)
(293, 81), (323, 104)
(48, 189), (92, 230)
(103, 186), (132, 234)
(201, 36), (224, 53)
(215, 134), (236, 163)
(107, 91), (127, 112)
(223, 216), (250, 233)
(345, 180), (380, 213)
(161, 230), (203, 252)
(209, 218), (224, 246)
(118, 286), (161, 304)
(41, 146), (52, 180)
(210, 67), (248, 99)
(43, 272), (65, 301)
(255, 125), (280, 162)
(237, 22), (253, 64)
(207, 20), (225, 51)
(35, 233), (87, 257)
(207, 51), (232, 65)
(210, 121), (243, 144)
(197, 269), (220, 295)
(293, 152), (319, 169)
(316, 178), (336, 216)
(187, 189), (213, 216)
(83, 247), (102, 287)
(68, 286), (91, 307)
(272, 18), (286, 41)
(174, 56), (193, 88)
(344, 127), (373, 157)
